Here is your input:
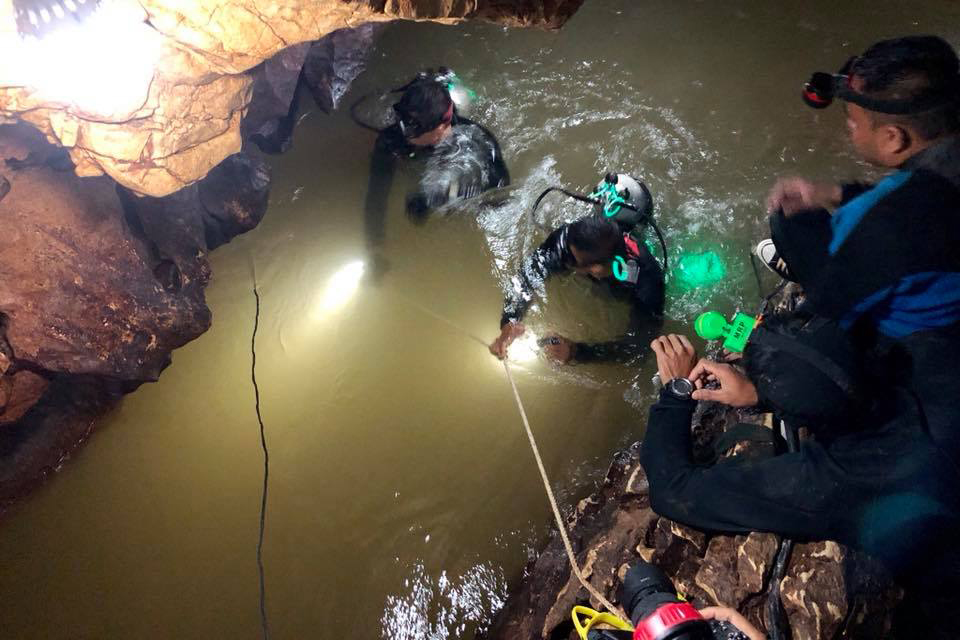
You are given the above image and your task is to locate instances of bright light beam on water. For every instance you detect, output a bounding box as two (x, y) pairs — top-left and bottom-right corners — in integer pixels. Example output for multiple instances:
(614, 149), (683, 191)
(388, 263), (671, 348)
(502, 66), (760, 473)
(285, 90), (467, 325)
(506, 332), (539, 363)
(317, 260), (365, 315)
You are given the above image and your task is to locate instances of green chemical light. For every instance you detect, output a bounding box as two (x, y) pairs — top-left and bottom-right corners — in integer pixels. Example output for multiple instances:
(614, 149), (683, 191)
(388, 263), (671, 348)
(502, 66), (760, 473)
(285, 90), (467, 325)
(674, 250), (727, 291)
(695, 310), (758, 352)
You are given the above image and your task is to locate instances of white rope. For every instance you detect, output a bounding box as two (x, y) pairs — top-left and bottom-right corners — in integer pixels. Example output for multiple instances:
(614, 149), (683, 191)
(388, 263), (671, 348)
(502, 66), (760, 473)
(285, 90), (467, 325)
(387, 290), (625, 617)
(501, 358), (624, 618)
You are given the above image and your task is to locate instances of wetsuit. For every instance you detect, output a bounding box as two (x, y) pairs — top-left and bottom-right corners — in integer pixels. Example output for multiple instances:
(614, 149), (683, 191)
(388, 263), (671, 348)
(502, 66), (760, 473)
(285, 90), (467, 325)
(501, 224), (665, 363)
(771, 136), (960, 338)
(364, 114), (510, 251)
(641, 328), (960, 637)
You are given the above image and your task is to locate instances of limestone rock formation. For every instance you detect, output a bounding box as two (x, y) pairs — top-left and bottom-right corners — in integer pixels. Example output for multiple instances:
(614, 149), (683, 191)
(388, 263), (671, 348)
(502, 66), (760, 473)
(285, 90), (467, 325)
(484, 406), (902, 640)
(0, 0), (584, 197)
(243, 23), (385, 154)
(0, 123), (270, 510)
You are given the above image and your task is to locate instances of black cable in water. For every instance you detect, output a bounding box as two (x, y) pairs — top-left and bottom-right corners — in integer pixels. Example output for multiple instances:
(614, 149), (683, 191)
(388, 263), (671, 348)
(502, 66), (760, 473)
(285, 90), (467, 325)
(251, 286), (271, 639)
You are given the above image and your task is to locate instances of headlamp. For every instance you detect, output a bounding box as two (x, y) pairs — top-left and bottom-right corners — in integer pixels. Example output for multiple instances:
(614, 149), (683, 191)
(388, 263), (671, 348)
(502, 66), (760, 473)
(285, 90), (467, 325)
(13, 0), (101, 39)
(802, 54), (960, 114)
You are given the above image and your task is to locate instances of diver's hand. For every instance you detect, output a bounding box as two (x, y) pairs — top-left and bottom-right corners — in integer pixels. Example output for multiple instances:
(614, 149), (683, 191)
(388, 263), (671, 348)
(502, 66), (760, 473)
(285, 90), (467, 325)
(689, 359), (759, 407)
(766, 177), (842, 215)
(489, 322), (525, 359)
(699, 607), (765, 640)
(541, 334), (577, 364)
(650, 334), (698, 382)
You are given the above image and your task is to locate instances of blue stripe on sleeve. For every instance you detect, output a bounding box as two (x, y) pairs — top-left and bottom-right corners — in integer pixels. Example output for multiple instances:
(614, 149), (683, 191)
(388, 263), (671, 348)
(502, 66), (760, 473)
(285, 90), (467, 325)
(829, 170), (913, 255)
(841, 271), (960, 337)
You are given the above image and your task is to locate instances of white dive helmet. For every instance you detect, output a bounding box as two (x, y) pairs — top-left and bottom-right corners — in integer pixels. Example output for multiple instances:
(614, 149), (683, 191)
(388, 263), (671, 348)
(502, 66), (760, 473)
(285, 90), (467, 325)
(593, 172), (653, 229)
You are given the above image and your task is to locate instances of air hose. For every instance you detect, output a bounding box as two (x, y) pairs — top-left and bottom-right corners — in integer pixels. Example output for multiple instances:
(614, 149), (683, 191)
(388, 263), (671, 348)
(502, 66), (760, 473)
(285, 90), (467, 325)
(527, 186), (669, 272)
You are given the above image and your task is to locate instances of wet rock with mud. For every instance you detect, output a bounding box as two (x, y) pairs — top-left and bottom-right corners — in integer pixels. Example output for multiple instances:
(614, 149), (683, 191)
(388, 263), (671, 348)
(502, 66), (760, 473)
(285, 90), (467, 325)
(484, 402), (902, 640)
(0, 123), (270, 510)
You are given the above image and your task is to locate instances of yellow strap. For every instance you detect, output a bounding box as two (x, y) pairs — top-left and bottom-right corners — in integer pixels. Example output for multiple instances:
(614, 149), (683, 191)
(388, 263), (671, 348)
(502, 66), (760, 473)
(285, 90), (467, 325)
(572, 606), (634, 639)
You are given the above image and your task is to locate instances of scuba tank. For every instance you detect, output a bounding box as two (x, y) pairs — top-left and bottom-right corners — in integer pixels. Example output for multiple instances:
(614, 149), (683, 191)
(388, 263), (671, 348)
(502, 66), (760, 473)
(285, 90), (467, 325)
(528, 172), (669, 278)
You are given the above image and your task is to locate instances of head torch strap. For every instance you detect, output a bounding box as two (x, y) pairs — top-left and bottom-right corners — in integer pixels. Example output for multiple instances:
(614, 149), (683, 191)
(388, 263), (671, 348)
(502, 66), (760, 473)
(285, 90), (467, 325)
(750, 328), (855, 395)
(816, 66), (960, 115)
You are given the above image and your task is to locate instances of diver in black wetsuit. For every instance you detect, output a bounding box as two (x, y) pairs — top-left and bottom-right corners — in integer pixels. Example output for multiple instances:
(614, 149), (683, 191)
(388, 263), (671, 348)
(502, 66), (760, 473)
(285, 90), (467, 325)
(489, 174), (665, 364)
(363, 73), (510, 269)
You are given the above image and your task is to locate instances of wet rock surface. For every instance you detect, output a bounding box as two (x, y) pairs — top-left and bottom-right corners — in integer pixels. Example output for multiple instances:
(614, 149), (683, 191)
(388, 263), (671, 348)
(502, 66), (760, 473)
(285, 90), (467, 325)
(483, 403), (902, 640)
(243, 23), (386, 154)
(0, 123), (270, 513)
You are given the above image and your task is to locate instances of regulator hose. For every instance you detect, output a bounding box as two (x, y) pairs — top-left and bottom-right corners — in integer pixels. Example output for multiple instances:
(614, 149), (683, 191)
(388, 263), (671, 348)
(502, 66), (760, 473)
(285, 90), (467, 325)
(527, 186), (669, 272)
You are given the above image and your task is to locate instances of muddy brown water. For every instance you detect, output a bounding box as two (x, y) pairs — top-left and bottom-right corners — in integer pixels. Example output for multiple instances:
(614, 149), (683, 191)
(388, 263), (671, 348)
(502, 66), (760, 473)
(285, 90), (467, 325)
(1, 2), (957, 638)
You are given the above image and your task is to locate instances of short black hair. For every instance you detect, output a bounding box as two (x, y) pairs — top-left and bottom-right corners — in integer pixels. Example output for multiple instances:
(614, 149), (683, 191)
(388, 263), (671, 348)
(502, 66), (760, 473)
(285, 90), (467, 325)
(567, 216), (624, 265)
(850, 35), (960, 140)
(393, 79), (453, 137)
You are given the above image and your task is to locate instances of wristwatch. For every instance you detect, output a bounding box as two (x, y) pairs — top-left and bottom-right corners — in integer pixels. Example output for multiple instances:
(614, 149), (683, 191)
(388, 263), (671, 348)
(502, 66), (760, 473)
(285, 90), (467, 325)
(665, 377), (695, 400)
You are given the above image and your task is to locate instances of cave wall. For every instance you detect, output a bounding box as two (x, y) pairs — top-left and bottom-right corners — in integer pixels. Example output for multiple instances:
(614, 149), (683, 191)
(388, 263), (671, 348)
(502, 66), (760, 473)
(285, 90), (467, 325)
(0, 0), (584, 197)
(0, 1), (584, 511)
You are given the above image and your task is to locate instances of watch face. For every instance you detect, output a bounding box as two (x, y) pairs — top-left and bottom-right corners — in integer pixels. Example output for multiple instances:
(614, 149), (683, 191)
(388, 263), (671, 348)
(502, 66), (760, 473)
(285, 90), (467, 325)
(669, 378), (694, 396)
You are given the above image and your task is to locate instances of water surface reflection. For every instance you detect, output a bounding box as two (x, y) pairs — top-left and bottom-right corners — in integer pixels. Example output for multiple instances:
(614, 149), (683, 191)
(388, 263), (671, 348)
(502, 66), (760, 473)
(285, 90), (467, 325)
(0, 2), (957, 638)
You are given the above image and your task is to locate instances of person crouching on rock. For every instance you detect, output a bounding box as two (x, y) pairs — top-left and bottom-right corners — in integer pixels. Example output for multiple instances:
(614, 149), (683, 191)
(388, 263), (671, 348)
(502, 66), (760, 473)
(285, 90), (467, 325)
(363, 71), (510, 276)
(642, 312), (960, 638)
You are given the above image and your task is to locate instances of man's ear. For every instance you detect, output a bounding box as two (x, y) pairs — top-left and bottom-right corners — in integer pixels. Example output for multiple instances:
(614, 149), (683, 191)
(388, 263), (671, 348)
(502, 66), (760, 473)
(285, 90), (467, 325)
(880, 124), (911, 155)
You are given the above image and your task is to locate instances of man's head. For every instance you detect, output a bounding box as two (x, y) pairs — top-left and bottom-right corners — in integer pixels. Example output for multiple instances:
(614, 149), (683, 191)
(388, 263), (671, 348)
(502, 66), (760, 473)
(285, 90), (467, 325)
(565, 217), (625, 279)
(843, 36), (960, 167)
(393, 78), (454, 147)
(742, 312), (864, 427)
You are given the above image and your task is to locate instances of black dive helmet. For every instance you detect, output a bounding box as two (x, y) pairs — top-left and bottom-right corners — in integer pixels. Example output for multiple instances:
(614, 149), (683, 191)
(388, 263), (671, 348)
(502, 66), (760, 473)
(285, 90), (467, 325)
(528, 172), (668, 276)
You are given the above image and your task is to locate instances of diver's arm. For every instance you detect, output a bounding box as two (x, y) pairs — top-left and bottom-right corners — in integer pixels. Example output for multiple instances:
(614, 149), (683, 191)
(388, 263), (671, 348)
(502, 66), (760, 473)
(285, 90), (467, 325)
(484, 125), (510, 188)
(573, 310), (662, 363)
(364, 130), (400, 252)
(573, 334), (649, 364)
(500, 227), (569, 327)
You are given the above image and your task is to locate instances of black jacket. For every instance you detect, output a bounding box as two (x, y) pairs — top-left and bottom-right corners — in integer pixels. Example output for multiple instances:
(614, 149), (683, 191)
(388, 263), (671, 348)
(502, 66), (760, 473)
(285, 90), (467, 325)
(641, 329), (960, 581)
(794, 137), (960, 338)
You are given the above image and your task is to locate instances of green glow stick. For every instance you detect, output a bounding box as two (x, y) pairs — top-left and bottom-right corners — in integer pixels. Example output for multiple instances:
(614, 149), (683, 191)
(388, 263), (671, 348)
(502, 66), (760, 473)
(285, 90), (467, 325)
(694, 310), (758, 353)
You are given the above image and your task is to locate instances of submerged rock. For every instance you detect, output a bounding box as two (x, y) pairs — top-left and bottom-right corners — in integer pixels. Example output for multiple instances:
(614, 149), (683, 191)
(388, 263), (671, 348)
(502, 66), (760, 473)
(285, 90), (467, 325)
(483, 406), (902, 640)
